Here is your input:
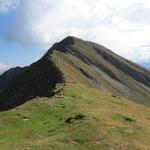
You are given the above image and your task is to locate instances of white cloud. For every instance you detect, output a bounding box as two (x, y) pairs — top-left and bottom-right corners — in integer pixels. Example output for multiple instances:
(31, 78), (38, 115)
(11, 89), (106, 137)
(0, 0), (20, 13)
(5, 0), (150, 63)
(0, 62), (10, 72)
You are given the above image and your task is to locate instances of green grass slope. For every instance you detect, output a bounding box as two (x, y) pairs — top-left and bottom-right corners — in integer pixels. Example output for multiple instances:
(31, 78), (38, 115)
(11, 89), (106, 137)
(0, 83), (149, 150)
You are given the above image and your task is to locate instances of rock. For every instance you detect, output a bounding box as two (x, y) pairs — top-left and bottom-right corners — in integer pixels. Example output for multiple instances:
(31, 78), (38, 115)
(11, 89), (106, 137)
(65, 114), (86, 124)
(55, 92), (64, 98)
(124, 128), (134, 134)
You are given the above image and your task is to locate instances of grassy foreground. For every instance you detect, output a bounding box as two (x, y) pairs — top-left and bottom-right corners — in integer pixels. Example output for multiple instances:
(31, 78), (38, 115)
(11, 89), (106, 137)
(0, 83), (150, 150)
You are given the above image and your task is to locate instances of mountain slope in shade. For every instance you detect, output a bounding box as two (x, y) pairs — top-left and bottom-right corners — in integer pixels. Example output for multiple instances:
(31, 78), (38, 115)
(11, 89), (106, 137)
(0, 36), (150, 110)
(0, 67), (28, 93)
(0, 58), (64, 110)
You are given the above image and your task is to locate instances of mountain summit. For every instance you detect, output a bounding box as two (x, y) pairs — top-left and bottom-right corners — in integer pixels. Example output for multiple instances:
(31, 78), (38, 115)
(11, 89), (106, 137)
(0, 36), (150, 110)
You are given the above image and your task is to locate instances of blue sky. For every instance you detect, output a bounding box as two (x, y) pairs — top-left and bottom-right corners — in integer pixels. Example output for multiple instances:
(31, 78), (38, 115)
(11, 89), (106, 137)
(0, 7), (44, 70)
(0, 0), (150, 72)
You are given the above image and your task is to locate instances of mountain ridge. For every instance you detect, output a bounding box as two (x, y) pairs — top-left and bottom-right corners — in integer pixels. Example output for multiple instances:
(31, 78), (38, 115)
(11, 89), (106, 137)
(0, 36), (150, 110)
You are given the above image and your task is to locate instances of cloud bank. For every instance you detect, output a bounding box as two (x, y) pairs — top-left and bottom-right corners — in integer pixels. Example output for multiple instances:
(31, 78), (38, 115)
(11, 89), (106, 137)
(3, 0), (150, 63)
(0, 62), (10, 72)
(0, 0), (19, 13)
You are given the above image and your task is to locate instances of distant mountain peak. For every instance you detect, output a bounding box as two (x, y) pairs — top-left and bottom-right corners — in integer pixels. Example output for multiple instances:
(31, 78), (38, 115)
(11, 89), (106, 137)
(49, 36), (83, 52)
(61, 36), (80, 43)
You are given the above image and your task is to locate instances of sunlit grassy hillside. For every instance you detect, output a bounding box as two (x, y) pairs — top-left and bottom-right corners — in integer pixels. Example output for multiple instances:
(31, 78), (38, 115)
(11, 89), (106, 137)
(0, 83), (150, 150)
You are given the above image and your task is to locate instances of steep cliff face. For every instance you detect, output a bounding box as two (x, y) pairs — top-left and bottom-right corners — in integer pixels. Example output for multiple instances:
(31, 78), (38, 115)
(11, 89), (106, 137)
(0, 36), (150, 110)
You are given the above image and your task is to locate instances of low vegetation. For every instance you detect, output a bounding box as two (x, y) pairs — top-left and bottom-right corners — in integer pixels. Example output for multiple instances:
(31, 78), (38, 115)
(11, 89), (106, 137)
(0, 83), (149, 150)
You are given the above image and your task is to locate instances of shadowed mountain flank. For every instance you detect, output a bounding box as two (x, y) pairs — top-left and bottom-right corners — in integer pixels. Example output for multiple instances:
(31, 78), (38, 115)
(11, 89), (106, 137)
(0, 67), (28, 93)
(0, 57), (64, 110)
(0, 36), (150, 110)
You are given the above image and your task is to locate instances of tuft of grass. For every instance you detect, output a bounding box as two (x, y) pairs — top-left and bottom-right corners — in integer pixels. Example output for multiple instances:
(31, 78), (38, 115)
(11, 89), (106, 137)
(114, 114), (136, 123)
